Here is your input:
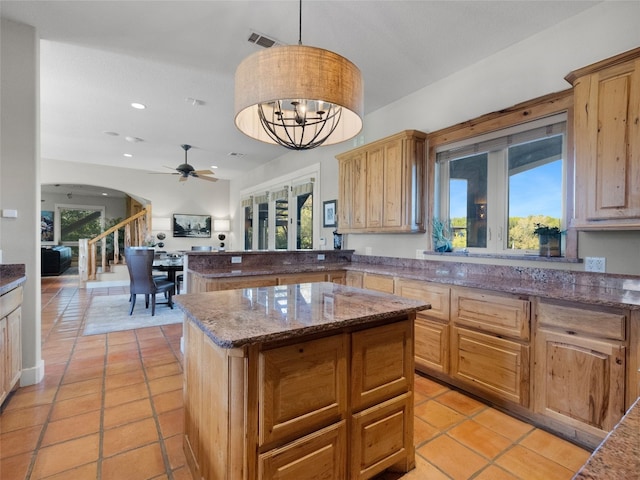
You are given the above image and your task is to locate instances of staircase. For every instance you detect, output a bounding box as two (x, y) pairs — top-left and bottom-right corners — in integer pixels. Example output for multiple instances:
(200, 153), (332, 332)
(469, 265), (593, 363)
(79, 207), (152, 288)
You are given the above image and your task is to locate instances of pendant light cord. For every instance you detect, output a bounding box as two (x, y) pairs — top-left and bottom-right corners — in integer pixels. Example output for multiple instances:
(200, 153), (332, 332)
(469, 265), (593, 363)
(298, 0), (302, 45)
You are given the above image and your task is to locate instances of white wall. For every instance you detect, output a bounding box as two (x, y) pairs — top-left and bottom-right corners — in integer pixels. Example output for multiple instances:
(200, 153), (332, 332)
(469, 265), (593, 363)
(231, 1), (640, 274)
(0, 18), (44, 386)
(41, 159), (231, 252)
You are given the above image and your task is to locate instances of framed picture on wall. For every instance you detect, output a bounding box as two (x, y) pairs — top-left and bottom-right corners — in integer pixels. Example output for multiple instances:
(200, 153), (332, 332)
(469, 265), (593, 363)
(323, 200), (337, 228)
(173, 214), (212, 238)
(41, 210), (55, 244)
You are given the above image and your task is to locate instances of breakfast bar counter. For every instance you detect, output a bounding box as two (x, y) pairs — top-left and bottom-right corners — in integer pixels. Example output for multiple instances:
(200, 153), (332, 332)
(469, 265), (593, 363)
(174, 282), (429, 480)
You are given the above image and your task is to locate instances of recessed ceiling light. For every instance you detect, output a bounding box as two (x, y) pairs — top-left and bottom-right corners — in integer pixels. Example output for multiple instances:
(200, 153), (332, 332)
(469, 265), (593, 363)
(131, 102), (146, 110)
(102, 192), (108, 196)
(185, 97), (205, 106)
(210, 165), (218, 169)
(104, 131), (119, 136)
(125, 136), (143, 143)
(123, 153), (133, 158)
(228, 152), (245, 157)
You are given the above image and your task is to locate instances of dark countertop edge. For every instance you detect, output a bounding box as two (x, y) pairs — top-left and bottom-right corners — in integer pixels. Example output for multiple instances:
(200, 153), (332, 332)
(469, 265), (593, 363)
(176, 304), (426, 349)
(0, 264), (27, 296)
(188, 263), (640, 310)
(0, 276), (27, 296)
(174, 284), (428, 349)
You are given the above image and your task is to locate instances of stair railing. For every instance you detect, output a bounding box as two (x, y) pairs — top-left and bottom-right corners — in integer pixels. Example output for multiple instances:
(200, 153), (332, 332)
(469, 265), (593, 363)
(79, 208), (152, 281)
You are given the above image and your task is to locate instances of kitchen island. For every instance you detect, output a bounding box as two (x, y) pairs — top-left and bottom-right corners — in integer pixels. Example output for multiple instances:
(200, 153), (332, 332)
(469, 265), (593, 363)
(174, 282), (429, 480)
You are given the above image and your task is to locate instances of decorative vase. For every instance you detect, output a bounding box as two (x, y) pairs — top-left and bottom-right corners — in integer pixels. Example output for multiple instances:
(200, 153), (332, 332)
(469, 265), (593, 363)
(539, 233), (561, 257)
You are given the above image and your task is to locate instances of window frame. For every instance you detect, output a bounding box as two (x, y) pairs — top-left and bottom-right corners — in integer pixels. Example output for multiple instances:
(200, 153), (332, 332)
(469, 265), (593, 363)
(427, 89), (576, 259)
(240, 164), (319, 251)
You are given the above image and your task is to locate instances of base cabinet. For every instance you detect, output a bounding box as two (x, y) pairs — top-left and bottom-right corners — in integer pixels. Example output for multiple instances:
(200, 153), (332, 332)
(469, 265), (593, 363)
(0, 286), (22, 407)
(534, 299), (627, 442)
(184, 317), (414, 480)
(451, 327), (530, 406)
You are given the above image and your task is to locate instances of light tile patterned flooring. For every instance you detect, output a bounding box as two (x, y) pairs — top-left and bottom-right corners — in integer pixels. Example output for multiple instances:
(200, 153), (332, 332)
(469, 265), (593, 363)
(0, 274), (592, 479)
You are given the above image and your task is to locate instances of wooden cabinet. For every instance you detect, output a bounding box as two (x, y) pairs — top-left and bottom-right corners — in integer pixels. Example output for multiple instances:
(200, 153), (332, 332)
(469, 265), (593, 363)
(336, 130), (427, 233)
(534, 299), (627, 443)
(346, 271), (363, 288)
(184, 316), (414, 480)
(362, 273), (395, 294)
(396, 279), (451, 375)
(450, 287), (531, 406)
(567, 47), (640, 229)
(277, 272), (328, 286)
(0, 286), (22, 407)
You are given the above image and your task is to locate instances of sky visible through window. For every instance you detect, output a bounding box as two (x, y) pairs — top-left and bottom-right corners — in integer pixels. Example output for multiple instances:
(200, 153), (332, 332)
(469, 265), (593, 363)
(450, 161), (562, 219)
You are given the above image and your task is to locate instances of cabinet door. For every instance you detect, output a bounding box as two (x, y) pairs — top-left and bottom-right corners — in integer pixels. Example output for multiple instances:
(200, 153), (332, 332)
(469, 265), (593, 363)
(366, 146), (384, 228)
(258, 421), (346, 480)
(7, 307), (21, 391)
(351, 151), (368, 229)
(383, 138), (404, 228)
(0, 318), (7, 405)
(573, 57), (640, 224)
(338, 158), (352, 230)
(183, 320), (203, 476)
(259, 334), (347, 448)
(362, 273), (394, 294)
(415, 317), (449, 375)
(346, 271), (363, 289)
(534, 329), (626, 435)
(277, 272), (327, 285)
(351, 321), (413, 411)
(351, 392), (413, 480)
(396, 280), (450, 322)
(451, 327), (529, 406)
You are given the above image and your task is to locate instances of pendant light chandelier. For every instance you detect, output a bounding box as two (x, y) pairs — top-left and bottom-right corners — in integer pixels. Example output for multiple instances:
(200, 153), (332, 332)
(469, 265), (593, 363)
(234, 0), (363, 150)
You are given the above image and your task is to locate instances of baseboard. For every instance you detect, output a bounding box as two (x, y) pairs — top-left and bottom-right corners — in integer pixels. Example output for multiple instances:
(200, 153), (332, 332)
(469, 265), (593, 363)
(20, 359), (45, 387)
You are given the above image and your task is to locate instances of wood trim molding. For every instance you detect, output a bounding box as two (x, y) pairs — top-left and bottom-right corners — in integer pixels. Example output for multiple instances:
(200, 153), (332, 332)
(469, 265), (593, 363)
(564, 46), (640, 85)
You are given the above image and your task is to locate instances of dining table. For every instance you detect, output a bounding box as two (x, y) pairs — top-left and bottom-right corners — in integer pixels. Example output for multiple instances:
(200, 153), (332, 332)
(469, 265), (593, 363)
(152, 255), (184, 296)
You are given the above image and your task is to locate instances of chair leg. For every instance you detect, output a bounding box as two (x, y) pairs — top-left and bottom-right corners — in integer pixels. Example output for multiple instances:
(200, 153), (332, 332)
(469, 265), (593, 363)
(145, 294), (150, 309)
(129, 294), (136, 315)
(168, 291), (173, 309)
(151, 294), (156, 316)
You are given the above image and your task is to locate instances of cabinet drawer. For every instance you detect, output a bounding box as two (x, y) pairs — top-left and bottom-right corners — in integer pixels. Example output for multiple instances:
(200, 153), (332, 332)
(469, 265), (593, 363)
(215, 276), (277, 291)
(536, 299), (627, 341)
(451, 327), (530, 406)
(278, 272), (327, 285)
(452, 287), (530, 340)
(396, 280), (450, 322)
(259, 334), (347, 448)
(0, 286), (23, 319)
(258, 420), (346, 480)
(351, 392), (413, 480)
(363, 274), (394, 294)
(415, 317), (449, 375)
(351, 320), (413, 411)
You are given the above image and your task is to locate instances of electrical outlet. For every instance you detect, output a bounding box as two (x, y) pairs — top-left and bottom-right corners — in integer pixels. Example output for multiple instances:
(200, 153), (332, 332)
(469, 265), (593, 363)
(585, 256), (606, 272)
(231, 256), (242, 264)
(317, 254), (325, 261)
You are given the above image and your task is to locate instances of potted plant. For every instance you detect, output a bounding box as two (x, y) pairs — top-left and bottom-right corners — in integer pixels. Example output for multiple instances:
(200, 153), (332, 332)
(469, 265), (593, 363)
(432, 218), (453, 252)
(533, 223), (561, 257)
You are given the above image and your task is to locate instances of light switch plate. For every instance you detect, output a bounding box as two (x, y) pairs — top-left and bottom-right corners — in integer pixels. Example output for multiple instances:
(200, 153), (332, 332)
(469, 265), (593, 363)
(231, 256), (242, 264)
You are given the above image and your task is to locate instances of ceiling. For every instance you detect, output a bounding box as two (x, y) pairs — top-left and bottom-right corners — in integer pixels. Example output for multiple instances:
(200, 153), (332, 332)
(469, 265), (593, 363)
(2, 1), (599, 182)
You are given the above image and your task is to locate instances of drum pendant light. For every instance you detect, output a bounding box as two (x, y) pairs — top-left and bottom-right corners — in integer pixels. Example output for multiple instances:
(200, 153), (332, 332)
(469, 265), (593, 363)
(234, 0), (363, 150)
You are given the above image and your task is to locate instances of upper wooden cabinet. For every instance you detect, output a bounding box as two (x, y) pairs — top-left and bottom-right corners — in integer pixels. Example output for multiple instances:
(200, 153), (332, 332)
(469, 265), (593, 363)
(567, 47), (640, 229)
(336, 130), (427, 233)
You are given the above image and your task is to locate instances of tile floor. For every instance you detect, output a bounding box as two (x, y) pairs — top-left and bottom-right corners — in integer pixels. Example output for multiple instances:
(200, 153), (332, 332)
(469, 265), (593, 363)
(0, 273), (592, 480)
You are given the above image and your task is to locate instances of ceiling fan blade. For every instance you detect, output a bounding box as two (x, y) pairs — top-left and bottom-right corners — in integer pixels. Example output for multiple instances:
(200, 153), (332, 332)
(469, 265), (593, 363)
(193, 169), (215, 175)
(194, 175), (218, 183)
(179, 176), (188, 182)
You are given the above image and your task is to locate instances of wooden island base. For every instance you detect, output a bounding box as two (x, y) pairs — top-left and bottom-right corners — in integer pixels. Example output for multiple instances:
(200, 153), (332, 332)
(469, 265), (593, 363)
(178, 283), (425, 480)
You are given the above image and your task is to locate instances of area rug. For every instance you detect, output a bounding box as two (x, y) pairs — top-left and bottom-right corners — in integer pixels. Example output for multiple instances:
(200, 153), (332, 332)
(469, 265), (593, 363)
(83, 294), (183, 336)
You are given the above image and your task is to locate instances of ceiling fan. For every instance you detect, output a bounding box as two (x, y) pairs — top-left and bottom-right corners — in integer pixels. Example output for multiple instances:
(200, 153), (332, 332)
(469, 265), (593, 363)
(161, 144), (218, 183)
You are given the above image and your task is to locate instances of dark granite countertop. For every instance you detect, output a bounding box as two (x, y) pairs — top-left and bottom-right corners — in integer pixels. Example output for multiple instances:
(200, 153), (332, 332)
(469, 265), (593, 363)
(187, 262), (347, 278)
(174, 282), (429, 348)
(573, 397), (640, 479)
(0, 264), (27, 295)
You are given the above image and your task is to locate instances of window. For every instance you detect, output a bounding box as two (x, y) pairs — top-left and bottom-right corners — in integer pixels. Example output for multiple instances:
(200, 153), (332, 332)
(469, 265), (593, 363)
(436, 116), (566, 255)
(242, 168), (317, 251)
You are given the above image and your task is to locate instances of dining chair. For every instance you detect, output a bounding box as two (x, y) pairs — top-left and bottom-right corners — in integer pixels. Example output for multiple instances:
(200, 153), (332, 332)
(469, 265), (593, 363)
(124, 247), (175, 316)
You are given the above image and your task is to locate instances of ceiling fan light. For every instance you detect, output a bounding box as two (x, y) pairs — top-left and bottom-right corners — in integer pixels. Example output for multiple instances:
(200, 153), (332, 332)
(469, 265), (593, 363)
(234, 44), (363, 150)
